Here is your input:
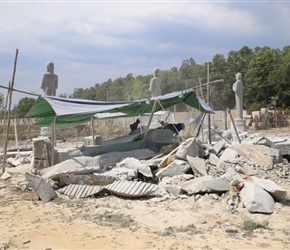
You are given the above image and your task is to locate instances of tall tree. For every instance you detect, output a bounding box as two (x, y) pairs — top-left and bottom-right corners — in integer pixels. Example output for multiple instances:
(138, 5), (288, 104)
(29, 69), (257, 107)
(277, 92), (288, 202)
(71, 88), (85, 99)
(269, 46), (290, 108)
(131, 75), (151, 100)
(210, 54), (233, 110)
(179, 58), (201, 89)
(244, 46), (281, 109)
(13, 97), (36, 118)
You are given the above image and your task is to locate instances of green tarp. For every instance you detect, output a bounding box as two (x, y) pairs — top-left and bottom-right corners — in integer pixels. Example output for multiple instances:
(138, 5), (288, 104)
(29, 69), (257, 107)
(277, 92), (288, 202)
(26, 88), (214, 128)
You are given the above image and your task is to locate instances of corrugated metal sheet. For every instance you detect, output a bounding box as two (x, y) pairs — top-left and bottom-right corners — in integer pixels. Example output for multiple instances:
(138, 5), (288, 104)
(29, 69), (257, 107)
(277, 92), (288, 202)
(57, 180), (159, 198)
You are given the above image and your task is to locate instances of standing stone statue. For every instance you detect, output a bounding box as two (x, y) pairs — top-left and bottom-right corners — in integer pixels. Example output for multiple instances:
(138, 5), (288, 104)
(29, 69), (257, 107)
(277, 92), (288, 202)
(149, 68), (161, 98)
(40, 62), (61, 138)
(231, 72), (246, 137)
(232, 72), (243, 120)
(40, 62), (58, 96)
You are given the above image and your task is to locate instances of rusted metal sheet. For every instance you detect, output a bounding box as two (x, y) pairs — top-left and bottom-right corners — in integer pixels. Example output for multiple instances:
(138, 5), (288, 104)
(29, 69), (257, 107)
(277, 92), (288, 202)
(57, 180), (159, 198)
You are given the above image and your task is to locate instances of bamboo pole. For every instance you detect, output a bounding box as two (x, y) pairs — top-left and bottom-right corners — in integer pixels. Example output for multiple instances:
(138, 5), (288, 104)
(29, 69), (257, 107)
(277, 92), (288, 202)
(2, 81), (10, 145)
(51, 121), (55, 166)
(14, 122), (22, 166)
(91, 117), (95, 145)
(0, 84), (40, 97)
(2, 49), (19, 174)
(227, 109), (241, 144)
(207, 62), (211, 145)
(75, 126), (78, 148)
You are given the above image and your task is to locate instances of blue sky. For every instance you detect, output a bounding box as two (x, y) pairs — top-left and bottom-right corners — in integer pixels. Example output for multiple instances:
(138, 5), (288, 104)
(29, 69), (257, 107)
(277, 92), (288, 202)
(0, 0), (289, 105)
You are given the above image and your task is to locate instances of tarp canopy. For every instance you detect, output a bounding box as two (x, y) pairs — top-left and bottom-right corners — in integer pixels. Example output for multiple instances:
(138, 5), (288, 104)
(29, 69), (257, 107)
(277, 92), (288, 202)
(26, 88), (214, 128)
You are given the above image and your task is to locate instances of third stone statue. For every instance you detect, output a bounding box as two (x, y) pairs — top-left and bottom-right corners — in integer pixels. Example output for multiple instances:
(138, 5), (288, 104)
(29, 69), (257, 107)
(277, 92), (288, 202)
(232, 72), (243, 120)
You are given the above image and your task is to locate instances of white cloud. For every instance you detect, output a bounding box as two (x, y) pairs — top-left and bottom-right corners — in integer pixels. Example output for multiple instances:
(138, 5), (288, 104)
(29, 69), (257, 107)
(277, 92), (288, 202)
(0, 1), (289, 106)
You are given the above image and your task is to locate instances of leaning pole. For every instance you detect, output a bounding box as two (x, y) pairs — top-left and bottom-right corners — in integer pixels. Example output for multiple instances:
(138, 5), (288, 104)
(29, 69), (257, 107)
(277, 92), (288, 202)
(2, 49), (19, 174)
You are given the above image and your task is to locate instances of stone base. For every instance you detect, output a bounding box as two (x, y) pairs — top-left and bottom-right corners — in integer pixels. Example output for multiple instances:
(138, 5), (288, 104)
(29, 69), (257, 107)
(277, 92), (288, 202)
(40, 127), (62, 139)
(230, 119), (246, 142)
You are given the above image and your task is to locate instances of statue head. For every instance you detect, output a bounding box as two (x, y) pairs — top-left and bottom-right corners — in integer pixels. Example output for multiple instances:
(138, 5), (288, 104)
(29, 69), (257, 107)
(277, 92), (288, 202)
(236, 72), (242, 81)
(153, 68), (160, 78)
(46, 62), (54, 73)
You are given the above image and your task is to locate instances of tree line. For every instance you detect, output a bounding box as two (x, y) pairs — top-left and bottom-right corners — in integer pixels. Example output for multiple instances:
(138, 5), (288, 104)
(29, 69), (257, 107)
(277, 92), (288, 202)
(1, 45), (290, 118)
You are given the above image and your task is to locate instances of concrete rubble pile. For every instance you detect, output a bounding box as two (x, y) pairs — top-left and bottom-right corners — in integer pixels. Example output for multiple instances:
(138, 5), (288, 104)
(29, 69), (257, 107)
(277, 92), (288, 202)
(1, 126), (289, 214)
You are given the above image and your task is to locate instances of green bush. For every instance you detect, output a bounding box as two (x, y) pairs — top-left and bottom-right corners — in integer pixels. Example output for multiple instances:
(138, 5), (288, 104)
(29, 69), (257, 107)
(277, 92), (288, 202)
(247, 102), (263, 114)
(243, 217), (269, 232)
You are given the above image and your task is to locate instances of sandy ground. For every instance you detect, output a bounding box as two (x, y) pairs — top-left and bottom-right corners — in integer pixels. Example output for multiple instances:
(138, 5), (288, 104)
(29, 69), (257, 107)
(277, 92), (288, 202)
(1, 127), (290, 250)
(0, 162), (290, 250)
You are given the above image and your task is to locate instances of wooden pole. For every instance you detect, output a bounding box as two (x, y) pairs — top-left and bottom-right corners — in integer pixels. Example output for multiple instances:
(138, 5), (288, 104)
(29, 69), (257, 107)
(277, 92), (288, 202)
(75, 126), (78, 148)
(2, 49), (19, 174)
(198, 78), (204, 100)
(51, 121), (55, 166)
(14, 122), (22, 166)
(227, 109), (241, 144)
(2, 81), (11, 144)
(207, 62), (211, 145)
(196, 113), (206, 138)
(0, 84), (40, 97)
(91, 117), (95, 145)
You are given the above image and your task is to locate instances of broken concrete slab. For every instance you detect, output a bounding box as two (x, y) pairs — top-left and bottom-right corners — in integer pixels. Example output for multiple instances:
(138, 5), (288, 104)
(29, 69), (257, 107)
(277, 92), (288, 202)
(58, 173), (115, 186)
(7, 156), (31, 167)
(243, 134), (290, 156)
(0, 150), (32, 160)
(181, 176), (214, 195)
(273, 136), (290, 156)
(141, 157), (164, 167)
(251, 176), (287, 202)
(207, 153), (220, 166)
(221, 167), (244, 183)
(1, 172), (11, 180)
(40, 156), (101, 179)
(116, 157), (153, 177)
(155, 159), (190, 179)
(210, 141), (225, 155)
(186, 155), (207, 176)
(57, 141), (143, 163)
(240, 181), (275, 214)
(217, 144), (282, 170)
(25, 172), (57, 202)
(100, 166), (138, 181)
(175, 138), (200, 161)
(99, 149), (157, 168)
(202, 176), (231, 192)
(159, 174), (194, 197)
